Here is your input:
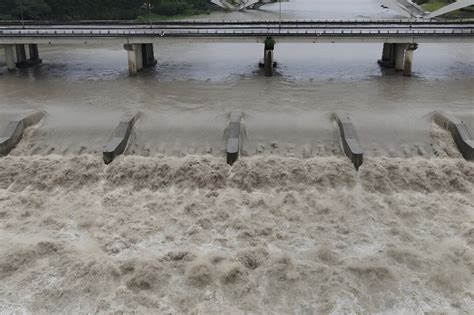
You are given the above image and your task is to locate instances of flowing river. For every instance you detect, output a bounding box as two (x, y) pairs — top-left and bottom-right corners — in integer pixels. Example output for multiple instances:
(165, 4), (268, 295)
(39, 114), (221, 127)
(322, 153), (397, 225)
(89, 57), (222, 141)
(0, 0), (473, 313)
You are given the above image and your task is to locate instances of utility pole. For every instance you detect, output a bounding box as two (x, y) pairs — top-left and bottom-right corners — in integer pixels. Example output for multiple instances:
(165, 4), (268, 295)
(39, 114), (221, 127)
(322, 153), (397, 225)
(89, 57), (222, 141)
(279, 0), (282, 31)
(19, 0), (25, 29)
(143, 2), (153, 29)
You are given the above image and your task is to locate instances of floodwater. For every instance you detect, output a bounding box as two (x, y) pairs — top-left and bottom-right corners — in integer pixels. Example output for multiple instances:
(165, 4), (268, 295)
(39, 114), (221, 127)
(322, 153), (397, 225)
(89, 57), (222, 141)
(0, 0), (473, 314)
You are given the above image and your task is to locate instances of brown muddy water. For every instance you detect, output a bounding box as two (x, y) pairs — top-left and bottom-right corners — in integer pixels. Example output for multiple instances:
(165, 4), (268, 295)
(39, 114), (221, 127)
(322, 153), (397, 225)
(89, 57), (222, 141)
(0, 0), (473, 313)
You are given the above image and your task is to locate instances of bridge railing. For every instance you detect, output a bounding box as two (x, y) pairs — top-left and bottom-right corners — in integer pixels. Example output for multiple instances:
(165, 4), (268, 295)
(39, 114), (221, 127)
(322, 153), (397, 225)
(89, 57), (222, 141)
(1, 28), (473, 37)
(0, 19), (473, 27)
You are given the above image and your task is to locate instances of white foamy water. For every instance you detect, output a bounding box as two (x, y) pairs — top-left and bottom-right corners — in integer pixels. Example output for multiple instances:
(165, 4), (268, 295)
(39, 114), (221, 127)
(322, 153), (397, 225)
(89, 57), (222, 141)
(0, 126), (473, 313)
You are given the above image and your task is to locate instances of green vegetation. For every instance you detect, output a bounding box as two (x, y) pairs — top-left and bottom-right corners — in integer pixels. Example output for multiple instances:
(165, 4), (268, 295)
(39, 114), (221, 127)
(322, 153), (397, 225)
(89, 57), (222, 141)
(414, 0), (474, 17)
(0, 0), (210, 21)
(421, 2), (449, 12)
(264, 37), (276, 50)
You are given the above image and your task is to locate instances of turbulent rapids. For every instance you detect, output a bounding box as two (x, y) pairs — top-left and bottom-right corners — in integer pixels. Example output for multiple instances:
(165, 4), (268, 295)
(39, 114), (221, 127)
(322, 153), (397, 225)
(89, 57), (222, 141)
(0, 125), (473, 314)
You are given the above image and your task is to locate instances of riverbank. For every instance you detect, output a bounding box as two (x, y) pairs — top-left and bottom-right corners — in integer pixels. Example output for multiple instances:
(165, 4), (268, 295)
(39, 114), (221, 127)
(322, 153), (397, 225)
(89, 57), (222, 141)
(420, 1), (474, 18)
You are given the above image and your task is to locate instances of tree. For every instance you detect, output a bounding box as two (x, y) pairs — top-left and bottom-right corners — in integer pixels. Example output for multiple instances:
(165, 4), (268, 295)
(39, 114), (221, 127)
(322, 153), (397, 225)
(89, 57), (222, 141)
(11, 0), (51, 20)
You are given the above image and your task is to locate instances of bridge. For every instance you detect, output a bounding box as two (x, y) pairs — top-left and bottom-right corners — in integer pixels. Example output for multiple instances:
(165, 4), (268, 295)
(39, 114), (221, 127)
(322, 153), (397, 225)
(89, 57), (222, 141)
(0, 20), (473, 76)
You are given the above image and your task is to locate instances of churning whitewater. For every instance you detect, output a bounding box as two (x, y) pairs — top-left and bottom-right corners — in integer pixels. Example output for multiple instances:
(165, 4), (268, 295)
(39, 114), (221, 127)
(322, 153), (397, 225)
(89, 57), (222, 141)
(0, 126), (473, 314)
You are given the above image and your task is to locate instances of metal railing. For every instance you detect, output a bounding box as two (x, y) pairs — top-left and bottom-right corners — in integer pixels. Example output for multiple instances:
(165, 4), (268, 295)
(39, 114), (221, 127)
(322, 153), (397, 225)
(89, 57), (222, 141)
(1, 28), (473, 37)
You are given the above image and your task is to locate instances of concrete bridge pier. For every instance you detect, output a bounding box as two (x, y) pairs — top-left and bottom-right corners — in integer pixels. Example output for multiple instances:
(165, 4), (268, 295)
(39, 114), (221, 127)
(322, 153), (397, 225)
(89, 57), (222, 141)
(403, 43), (418, 77)
(379, 43), (396, 68)
(4, 45), (16, 71)
(264, 49), (274, 77)
(124, 44), (143, 76)
(15, 44), (28, 67)
(394, 44), (407, 71)
(28, 44), (42, 65)
(142, 43), (157, 67)
(124, 43), (156, 76)
(378, 43), (417, 76)
(15, 44), (42, 68)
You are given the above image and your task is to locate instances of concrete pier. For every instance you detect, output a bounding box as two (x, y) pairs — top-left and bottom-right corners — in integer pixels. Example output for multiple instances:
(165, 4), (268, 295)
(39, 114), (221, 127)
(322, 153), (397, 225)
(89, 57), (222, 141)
(333, 112), (364, 170)
(226, 111), (242, 166)
(124, 44), (143, 76)
(394, 44), (407, 71)
(379, 43), (417, 75)
(0, 111), (44, 156)
(124, 43), (155, 76)
(403, 43), (418, 76)
(379, 43), (394, 68)
(15, 44), (28, 67)
(5, 44), (42, 69)
(4, 45), (16, 71)
(103, 112), (140, 164)
(434, 111), (474, 161)
(142, 43), (156, 67)
(264, 50), (274, 77)
(28, 44), (42, 65)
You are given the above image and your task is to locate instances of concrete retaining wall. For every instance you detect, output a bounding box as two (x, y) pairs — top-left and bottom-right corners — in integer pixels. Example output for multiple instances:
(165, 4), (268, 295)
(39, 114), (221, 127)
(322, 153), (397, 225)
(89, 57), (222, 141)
(0, 111), (44, 156)
(103, 112), (140, 164)
(333, 112), (364, 170)
(434, 111), (474, 161)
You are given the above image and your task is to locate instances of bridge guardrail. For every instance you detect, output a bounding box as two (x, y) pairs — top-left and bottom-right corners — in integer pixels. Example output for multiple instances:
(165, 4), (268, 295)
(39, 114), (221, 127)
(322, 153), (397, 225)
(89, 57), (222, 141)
(0, 19), (473, 26)
(1, 28), (472, 37)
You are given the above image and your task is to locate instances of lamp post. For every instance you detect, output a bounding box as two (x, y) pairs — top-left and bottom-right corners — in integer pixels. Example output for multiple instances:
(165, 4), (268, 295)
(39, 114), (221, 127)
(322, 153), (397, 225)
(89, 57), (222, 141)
(143, 2), (153, 29)
(279, 0), (282, 31)
(19, 0), (25, 28)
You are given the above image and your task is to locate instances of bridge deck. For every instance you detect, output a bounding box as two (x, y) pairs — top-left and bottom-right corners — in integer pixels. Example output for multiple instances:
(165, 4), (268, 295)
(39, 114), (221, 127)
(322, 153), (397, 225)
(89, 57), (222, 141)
(1, 21), (473, 44)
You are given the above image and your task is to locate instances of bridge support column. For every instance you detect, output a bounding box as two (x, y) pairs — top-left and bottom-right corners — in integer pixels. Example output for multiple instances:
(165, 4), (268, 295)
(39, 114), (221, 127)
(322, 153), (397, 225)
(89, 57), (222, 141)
(124, 44), (144, 76)
(394, 44), (407, 71)
(4, 45), (16, 71)
(264, 49), (274, 77)
(28, 44), (42, 65)
(378, 43), (395, 68)
(403, 43), (418, 77)
(141, 43), (156, 68)
(15, 44), (28, 68)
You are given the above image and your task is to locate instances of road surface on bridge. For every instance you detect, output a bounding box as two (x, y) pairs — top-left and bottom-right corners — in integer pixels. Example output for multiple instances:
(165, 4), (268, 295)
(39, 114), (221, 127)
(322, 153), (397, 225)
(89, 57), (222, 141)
(0, 20), (473, 44)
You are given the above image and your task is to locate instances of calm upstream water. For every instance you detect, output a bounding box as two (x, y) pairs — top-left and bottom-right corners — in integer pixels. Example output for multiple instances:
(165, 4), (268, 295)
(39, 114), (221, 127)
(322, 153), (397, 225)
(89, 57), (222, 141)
(0, 1), (473, 314)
